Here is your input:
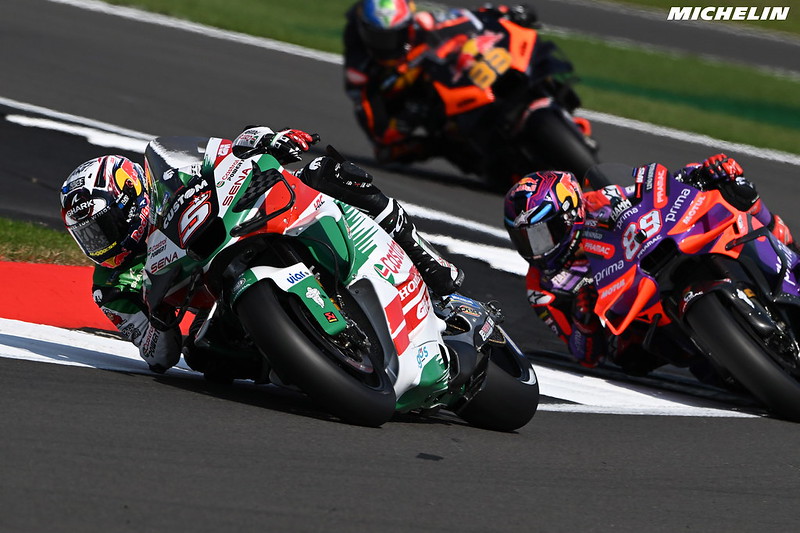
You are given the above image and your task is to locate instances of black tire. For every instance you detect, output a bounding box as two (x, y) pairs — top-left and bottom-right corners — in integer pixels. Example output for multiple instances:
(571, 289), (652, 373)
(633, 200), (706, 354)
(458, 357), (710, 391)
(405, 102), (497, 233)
(456, 339), (540, 432)
(235, 280), (396, 427)
(685, 293), (800, 421)
(525, 107), (605, 189)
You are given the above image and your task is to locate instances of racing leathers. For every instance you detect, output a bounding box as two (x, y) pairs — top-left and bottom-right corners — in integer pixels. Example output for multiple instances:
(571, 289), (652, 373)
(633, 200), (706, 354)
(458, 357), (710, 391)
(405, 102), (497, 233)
(91, 127), (463, 374)
(526, 160), (794, 374)
(93, 261), (182, 373)
(343, 3), (538, 169)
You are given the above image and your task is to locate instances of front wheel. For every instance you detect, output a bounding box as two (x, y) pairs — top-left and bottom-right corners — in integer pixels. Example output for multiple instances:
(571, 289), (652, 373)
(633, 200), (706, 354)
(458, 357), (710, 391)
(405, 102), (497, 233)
(455, 332), (539, 432)
(685, 293), (800, 421)
(236, 280), (396, 427)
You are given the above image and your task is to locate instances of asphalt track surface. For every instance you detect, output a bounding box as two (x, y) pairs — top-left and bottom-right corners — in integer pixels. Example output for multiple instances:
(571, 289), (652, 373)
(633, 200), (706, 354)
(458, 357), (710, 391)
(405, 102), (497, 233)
(441, 0), (800, 75)
(2, 1), (800, 531)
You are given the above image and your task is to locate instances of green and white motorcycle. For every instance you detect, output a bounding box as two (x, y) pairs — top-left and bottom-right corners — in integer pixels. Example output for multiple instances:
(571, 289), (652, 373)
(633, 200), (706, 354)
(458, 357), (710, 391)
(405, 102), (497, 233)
(141, 136), (539, 430)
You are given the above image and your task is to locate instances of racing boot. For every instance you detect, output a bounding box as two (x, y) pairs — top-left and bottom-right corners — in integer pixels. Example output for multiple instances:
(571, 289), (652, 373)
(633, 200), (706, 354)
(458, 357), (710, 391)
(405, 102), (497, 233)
(373, 198), (464, 296)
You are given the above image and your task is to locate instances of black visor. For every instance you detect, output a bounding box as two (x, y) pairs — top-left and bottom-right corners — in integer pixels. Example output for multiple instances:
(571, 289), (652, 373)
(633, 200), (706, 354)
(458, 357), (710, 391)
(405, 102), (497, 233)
(70, 205), (126, 258)
(359, 22), (409, 60)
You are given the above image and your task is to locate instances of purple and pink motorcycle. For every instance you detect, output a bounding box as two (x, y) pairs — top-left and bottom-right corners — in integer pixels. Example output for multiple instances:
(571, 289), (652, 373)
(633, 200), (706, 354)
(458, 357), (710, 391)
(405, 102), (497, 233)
(583, 163), (800, 421)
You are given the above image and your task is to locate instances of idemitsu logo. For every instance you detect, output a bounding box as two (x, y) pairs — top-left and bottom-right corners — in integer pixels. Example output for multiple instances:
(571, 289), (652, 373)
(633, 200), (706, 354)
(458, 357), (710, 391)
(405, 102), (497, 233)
(667, 6), (790, 21)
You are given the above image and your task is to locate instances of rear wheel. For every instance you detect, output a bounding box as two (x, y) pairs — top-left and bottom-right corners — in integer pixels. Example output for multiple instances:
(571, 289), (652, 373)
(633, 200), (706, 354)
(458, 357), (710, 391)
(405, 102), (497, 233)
(524, 107), (605, 189)
(685, 293), (800, 421)
(236, 279), (396, 427)
(455, 333), (539, 432)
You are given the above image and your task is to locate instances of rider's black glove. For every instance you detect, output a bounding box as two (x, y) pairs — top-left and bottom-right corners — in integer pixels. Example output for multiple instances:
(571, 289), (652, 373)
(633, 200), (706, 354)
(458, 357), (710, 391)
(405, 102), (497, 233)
(298, 156), (376, 195)
(685, 154), (758, 211)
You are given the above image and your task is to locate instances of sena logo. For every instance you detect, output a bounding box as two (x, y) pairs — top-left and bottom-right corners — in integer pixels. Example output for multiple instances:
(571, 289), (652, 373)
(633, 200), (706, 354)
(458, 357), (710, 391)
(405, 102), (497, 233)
(221, 168), (249, 207)
(150, 251), (179, 273)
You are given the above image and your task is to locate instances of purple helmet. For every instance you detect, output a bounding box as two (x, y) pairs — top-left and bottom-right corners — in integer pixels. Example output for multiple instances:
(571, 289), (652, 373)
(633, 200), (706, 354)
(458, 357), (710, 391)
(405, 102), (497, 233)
(504, 170), (585, 270)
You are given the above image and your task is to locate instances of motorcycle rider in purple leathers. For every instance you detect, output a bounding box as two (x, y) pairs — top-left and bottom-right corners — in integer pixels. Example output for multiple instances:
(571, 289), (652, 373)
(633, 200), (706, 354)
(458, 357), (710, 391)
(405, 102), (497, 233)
(503, 153), (796, 378)
(59, 126), (462, 376)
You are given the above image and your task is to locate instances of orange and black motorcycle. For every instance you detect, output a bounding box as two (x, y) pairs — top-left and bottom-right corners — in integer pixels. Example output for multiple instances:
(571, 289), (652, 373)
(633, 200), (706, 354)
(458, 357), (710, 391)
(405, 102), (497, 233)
(373, 9), (601, 191)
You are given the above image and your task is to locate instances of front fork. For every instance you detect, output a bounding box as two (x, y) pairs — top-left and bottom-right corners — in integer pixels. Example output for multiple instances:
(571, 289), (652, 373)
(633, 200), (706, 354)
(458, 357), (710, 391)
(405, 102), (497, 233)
(229, 263), (347, 336)
(672, 258), (800, 377)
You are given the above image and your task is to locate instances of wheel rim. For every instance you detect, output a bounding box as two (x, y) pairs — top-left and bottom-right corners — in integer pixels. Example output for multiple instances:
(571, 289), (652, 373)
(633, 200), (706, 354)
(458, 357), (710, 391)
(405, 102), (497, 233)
(285, 295), (385, 389)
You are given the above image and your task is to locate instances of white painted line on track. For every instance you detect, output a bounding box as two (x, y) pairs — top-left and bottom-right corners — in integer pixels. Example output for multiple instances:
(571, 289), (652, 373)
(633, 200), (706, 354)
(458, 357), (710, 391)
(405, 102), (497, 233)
(534, 366), (756, 417)
(578, 109), (800, 167)
(44, 0), (342, 64)
(0, 317), (756, 417)
(38, 0), (800, 166)
(0, 96), (155, 140)
(416, 233), (528, 275)
(543, 24), (800, 83)
(0, 318), (192, 376)
(6, 114), (150, 152)
(1, 104), (520, 271)
(403, 203), (509, 240)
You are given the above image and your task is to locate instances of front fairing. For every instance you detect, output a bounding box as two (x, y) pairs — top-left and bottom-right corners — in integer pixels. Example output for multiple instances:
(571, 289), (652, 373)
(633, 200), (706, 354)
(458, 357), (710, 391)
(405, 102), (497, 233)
(144, 137), (452, 409)
(331, 203), (450, 408)
(584, 170), (747, 334)
(143, 137), (297, 308)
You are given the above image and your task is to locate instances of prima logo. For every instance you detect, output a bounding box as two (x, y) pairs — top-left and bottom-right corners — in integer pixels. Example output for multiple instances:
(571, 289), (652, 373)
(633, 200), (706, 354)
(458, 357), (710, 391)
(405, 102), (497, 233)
(594, 259), (625, 285)
(665, 188), (692, 223)
(667, 6), (790, 21)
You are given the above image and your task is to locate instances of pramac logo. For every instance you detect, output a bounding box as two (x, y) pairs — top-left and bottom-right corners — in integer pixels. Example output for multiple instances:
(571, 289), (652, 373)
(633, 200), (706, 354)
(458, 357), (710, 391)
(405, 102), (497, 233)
(583, 239), (615, 259)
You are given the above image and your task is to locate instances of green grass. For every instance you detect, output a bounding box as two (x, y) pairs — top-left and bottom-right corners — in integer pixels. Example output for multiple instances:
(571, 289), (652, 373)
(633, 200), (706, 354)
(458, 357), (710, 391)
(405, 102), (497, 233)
(5, 0), (799, 264)
(612, 0), (800, 36)
(101, 0), (800, 156)
(0, 218), (90, 265)
(550, 31), (800, 154)
(104, 0), (354, 52)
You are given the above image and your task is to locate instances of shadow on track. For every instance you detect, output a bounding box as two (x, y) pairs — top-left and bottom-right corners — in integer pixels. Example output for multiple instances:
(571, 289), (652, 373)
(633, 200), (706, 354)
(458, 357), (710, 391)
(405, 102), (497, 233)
(151, 372), (471, 429)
